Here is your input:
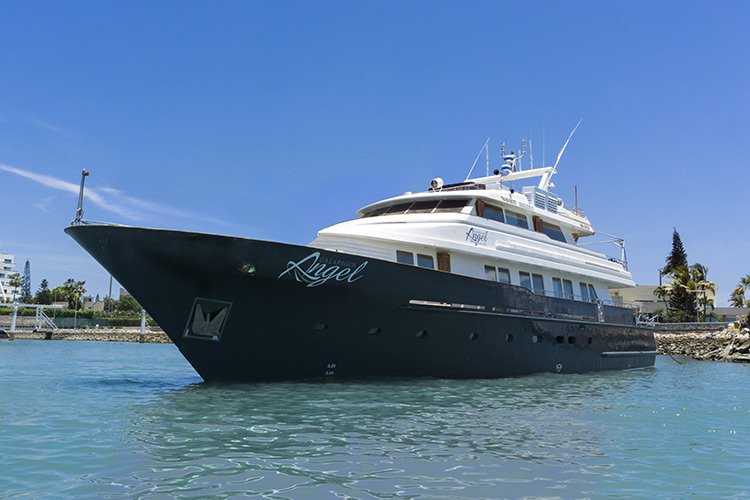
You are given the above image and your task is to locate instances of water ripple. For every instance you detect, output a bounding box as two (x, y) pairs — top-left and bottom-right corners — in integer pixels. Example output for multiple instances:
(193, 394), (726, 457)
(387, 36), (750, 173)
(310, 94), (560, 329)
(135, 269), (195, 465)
(1, 341), (749, 498)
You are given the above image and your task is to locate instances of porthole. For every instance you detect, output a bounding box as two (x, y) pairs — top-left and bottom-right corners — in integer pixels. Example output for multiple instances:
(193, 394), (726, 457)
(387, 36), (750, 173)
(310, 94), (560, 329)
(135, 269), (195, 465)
(506, 333), (514, 342)
(313, 323), (328, 331)
(555, 335), (564, 344)
(368, 327), (381, 335)
(416, 330), (427, 338)
(588, 337), (593, 345)
(532, 335), (541, 343)
(568, 336), (576, 344)
(469, 332), (478, 341)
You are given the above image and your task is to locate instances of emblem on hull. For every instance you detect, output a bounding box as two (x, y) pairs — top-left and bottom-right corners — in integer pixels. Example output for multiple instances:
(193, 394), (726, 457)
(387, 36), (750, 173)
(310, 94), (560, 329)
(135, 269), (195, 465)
(278, 251), (368, 288)
(184, 298), (232, 341)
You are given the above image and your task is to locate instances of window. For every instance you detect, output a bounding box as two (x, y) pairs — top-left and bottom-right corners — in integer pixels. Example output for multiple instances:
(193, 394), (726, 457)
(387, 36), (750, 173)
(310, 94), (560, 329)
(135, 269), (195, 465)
(563, 279), (574, 299)
(362, 206), (388, 217)
(484, 204), (505, 223)
(386, 202), (413, 214)
(552, 277), (563, 298)
(542, 223), (566, 243)
(484, 265), (496, 281)
(505, 210), (529, 229)
(408, 200), (440, 213)
(434, 198), (470, 213)
(519, 272), (532, 289)
(497, 268), (511, 284)
(532, 274), (545, 295)
(580, 282), (590, 302)
(397, 251), (414, 265)
(417, 254), (434, 269)
(588, 284), (598, 301)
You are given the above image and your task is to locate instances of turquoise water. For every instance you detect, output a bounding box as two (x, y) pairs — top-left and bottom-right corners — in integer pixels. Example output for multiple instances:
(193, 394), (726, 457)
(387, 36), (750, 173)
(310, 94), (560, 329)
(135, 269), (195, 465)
(1, 340), (748, 498)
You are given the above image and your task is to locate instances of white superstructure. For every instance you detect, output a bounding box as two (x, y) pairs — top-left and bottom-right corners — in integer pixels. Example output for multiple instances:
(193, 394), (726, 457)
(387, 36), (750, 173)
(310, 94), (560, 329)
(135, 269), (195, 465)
(311, 146), (633, 305)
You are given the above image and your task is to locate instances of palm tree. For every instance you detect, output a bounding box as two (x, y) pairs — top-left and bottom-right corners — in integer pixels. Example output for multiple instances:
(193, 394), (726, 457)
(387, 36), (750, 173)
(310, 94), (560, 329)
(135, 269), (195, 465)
(8, 273), (21, 302)
(690, 263), (717, 322)
(729, 274), (750, 308)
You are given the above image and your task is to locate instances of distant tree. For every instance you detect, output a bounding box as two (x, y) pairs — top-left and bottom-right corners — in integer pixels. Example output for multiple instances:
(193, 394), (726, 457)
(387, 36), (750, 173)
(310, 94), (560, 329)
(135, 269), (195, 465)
(115, 294), (142, 315)
(35, 279), (53, 305)
(20, 260), (32, 303)
(54, 279), (87, 310)
(663, 266), (697, 322)
(690, 264), (716, 322)
(9, 273), (21, 302)
(729, 274), (750, 308)
(662, 228), (688, 277)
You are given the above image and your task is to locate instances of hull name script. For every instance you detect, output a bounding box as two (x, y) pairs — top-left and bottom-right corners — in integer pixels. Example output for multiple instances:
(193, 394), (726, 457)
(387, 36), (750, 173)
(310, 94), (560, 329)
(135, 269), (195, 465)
(278, 252), (368, 287)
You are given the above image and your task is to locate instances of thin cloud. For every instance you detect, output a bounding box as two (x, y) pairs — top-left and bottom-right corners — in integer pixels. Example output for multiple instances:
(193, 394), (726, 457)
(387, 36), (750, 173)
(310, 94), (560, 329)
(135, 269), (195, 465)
(28, 117), (70, 136)
(0, 163), (230, 226)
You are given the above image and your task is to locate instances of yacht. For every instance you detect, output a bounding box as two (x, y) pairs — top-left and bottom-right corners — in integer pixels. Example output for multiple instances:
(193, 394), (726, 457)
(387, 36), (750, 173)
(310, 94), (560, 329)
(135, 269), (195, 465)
(66, 141), (656, 381)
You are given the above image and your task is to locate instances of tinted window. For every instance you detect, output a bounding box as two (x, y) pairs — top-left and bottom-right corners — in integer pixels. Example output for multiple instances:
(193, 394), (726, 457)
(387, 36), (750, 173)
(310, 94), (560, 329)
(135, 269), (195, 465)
(363, 206), (388, 218)
(520, 272), (531, 289)
(497, 268), (511, 284)
(563, 279), (574, 299)
(542, 222), (566, 242)
(532, 274), (545, 294)
(505, 211), (529, 229)
(484, 265), (496, 281)
(580, 283), (590, 302)
(386, 202), (413, 214)
(408, 200), (440, 213)
(417, 254), (434, 269)
(552, 277), (563, 298)
(396, 251), (413, 265)
(434, 198), (469, 213)
(484, 204), (505, 223)
(588, 284), (598, 301)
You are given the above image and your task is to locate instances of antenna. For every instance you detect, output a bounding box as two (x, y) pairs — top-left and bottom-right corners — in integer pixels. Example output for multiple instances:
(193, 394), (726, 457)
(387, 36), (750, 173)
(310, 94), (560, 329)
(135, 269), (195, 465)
(542, 126), (545, 167)
(553, 119), (582, 170)
(574, 185), (579, 215)
(465, 138), (490, 181)
(529, 138), (534, 168)
(537, 120), (582, 192)
(485, 140), (489, 177)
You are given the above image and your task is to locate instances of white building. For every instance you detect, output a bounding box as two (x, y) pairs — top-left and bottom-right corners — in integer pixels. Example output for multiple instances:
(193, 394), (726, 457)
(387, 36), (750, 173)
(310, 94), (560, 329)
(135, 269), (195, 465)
(0, 252), (16, 302)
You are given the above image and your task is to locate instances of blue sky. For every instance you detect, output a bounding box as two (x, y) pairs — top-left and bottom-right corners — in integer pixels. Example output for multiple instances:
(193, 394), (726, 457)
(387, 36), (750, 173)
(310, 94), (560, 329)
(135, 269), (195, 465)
(1, 1), (748, 305)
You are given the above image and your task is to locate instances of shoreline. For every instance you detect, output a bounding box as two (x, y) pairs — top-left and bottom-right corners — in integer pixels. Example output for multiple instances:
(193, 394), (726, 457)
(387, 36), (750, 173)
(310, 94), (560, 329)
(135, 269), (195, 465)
(5, 328), (171, 344)
(5, 326), (750, 363)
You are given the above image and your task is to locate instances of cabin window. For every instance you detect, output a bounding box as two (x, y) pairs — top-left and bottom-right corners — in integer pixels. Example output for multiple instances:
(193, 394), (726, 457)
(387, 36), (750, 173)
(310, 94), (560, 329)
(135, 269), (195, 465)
(497, 267), (511, 284)
(505, 210), (529, 229)
(484, 265), (496, 281)
(532, 274), (545, 295)
(519, 271), (532, 289)
(580, 282), (590, 302)
(417, 254), (434, 269)
(552, 277), (563, 298)
(386, 202), (413, 214)
(484, 204), (505, 223)
(542, 223), (566, 242)
(434, 198), (470, 213)
(588, 284), (598, 301)
(408, 200), (440, 213)
(396, 250), (414, 265)
(563, 279), (574, 299)
(362, 206), (388, 218)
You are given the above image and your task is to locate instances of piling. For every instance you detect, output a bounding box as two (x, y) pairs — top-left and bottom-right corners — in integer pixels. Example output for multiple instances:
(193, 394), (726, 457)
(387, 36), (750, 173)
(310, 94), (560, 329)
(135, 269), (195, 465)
(139, 309), (146, 344)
